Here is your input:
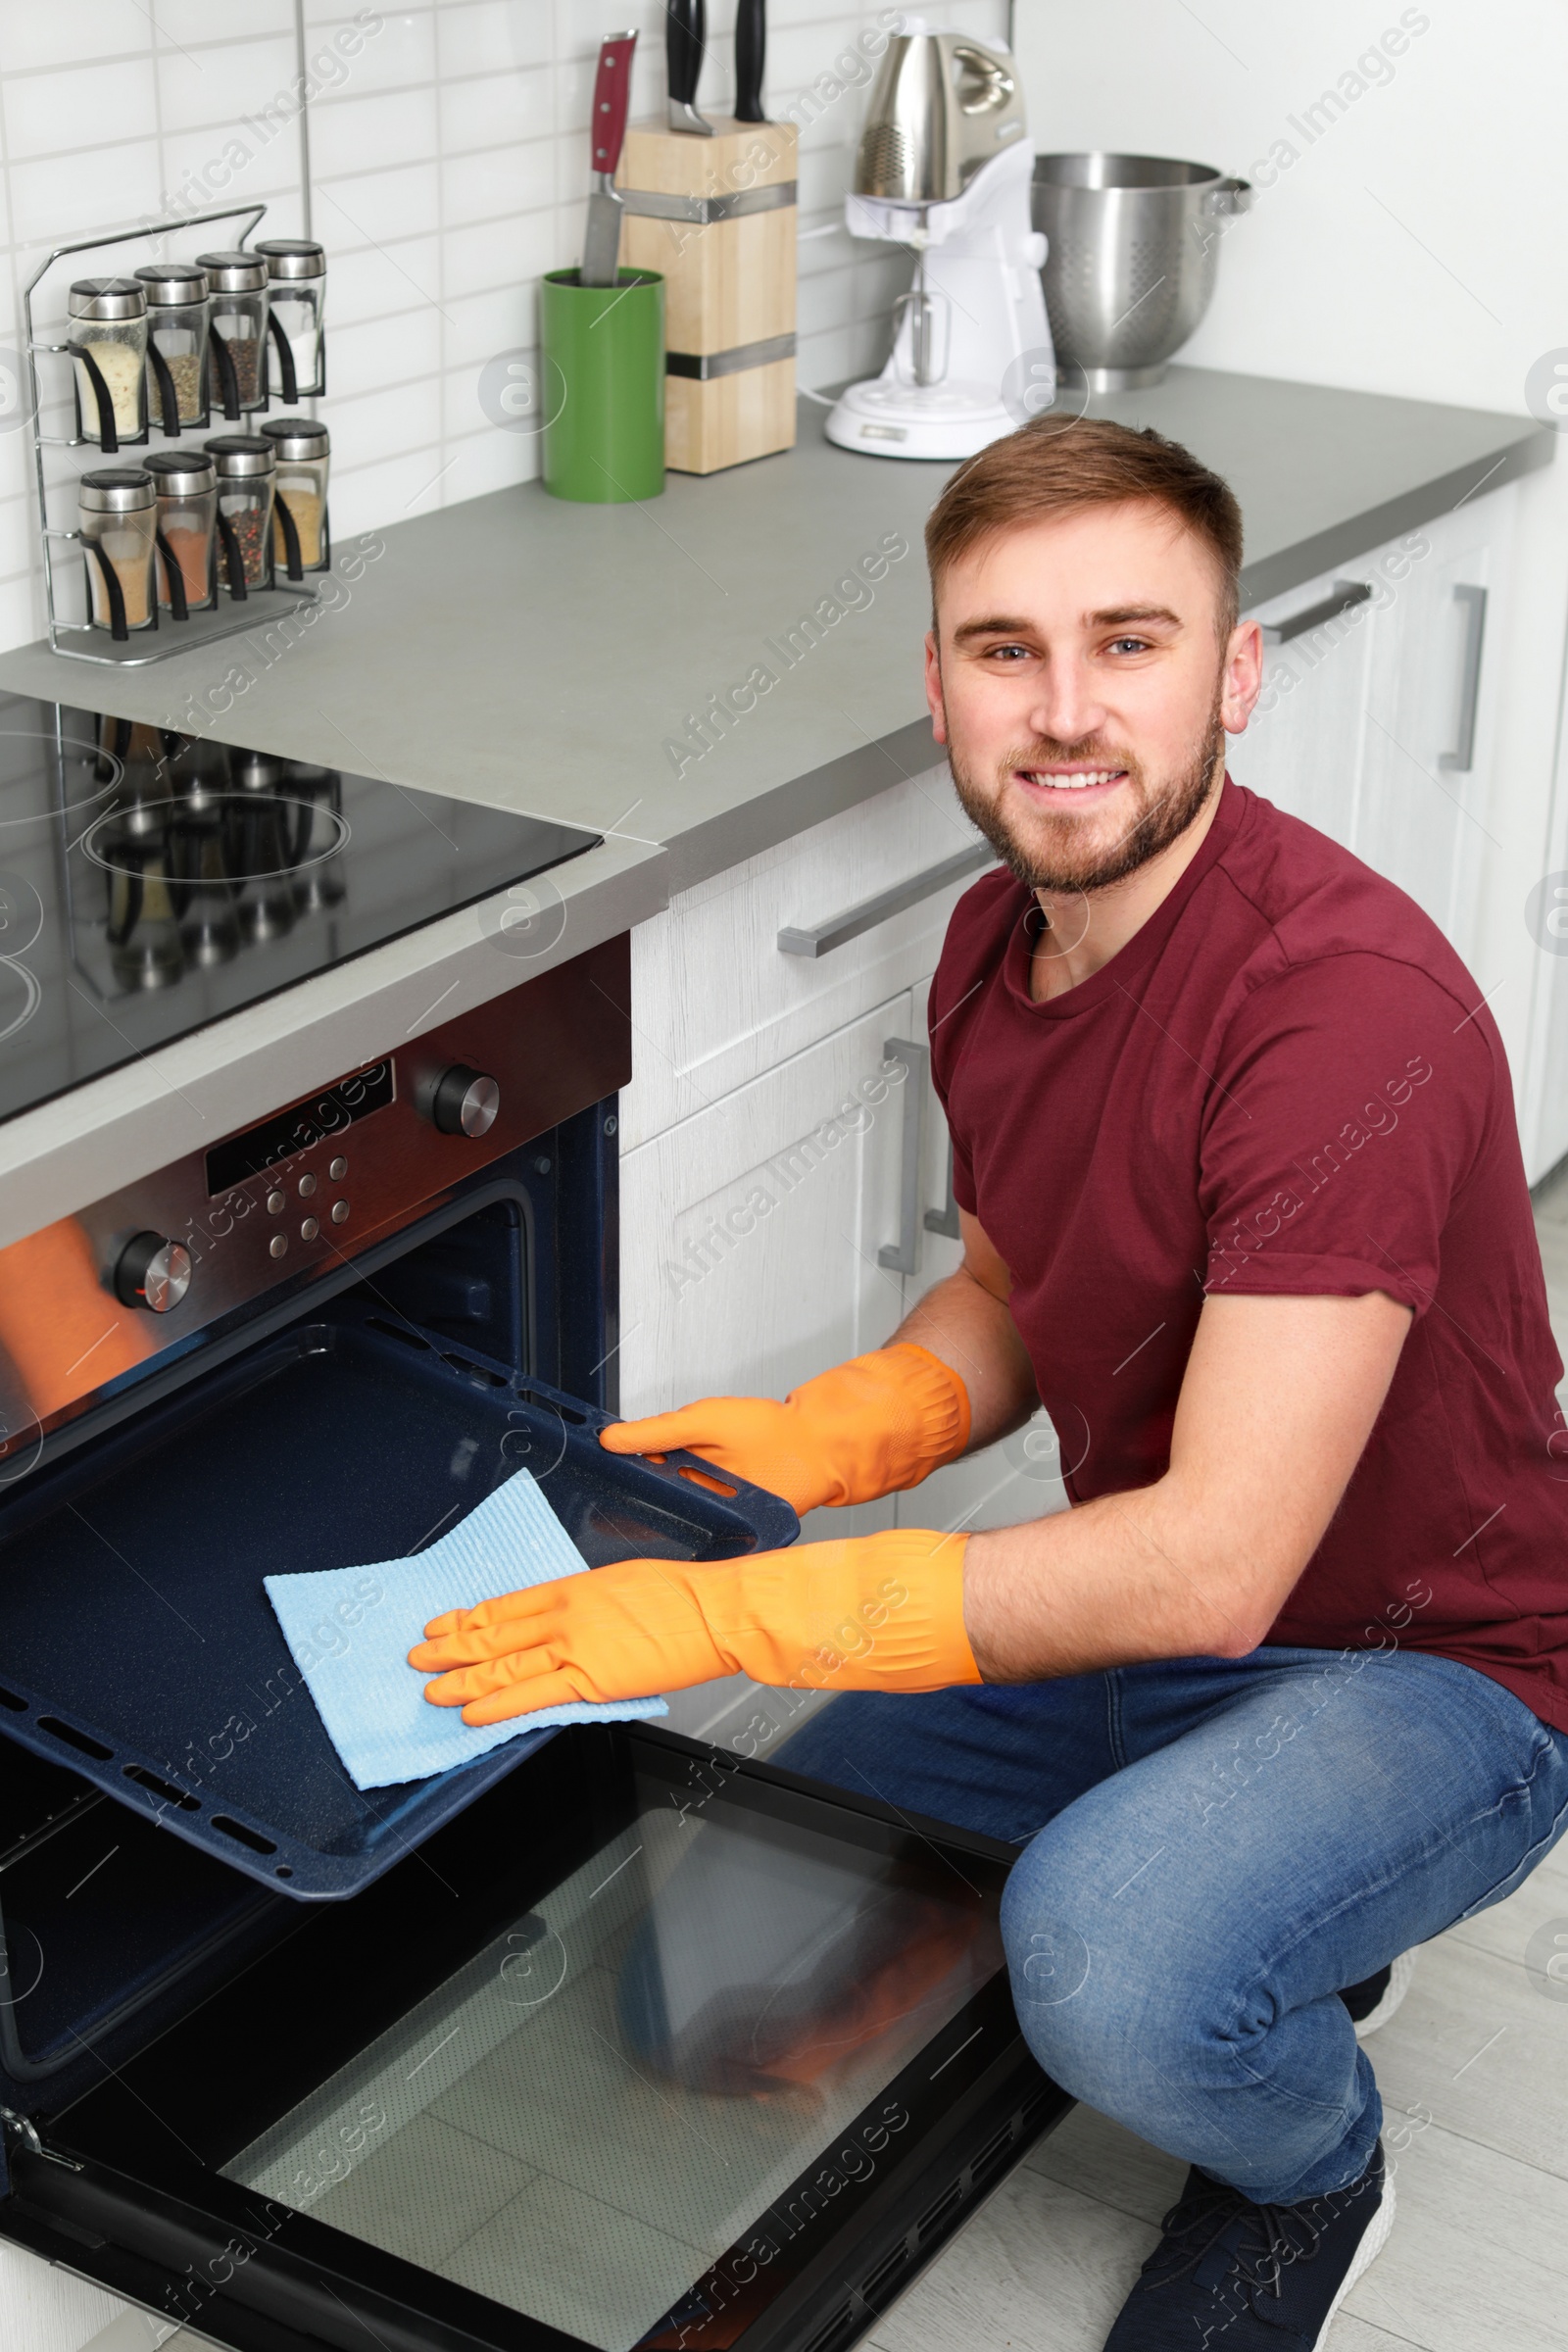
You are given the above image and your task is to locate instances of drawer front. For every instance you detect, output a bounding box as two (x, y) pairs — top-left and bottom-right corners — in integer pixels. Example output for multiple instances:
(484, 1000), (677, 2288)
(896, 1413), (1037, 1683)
(622, 766), (994, 1148)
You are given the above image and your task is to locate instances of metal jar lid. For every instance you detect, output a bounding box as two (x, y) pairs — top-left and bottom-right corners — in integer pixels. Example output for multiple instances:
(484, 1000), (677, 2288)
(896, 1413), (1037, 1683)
(69, 276), (147, 320)
(204, 434), (275, 477)
(254, 238), (326, 282)
(142, 450), (218, 495)
(79, 467), (156, 513)
(133, 261), (211, 307)
(259, 416), (330, 460)
(196, 250), (270, 294)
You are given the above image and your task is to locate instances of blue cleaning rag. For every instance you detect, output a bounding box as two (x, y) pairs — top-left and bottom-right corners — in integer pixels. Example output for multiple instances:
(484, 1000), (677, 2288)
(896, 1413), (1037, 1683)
(264, 1467), (665, 1791)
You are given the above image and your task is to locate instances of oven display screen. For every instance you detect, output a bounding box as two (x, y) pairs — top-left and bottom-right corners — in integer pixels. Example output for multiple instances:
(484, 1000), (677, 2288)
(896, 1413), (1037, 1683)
(205, 1062), (394, 1195)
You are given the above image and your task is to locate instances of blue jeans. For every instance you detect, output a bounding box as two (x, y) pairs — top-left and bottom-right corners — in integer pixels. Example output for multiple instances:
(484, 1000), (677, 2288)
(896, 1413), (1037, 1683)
(777, 1646), (1568, 2205)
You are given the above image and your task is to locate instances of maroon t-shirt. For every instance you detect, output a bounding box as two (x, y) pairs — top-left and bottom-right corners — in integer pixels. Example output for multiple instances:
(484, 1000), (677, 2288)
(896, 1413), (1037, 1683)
(930, 776), (1568, 1733)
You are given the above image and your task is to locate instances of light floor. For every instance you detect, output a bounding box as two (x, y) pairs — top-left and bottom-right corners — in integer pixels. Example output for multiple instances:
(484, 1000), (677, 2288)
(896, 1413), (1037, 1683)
(865, 1166), (1568, 2352)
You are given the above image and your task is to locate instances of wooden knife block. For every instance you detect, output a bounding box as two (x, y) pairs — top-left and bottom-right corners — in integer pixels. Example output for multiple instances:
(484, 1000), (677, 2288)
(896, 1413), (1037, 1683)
(616, 118), (798, 475)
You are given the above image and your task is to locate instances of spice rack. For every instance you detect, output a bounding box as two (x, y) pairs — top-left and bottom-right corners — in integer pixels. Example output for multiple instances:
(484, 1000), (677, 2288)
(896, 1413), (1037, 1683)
(25, 200), (329, 669)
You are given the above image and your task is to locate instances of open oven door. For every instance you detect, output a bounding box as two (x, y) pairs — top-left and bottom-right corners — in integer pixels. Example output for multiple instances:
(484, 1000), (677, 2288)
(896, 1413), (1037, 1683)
(1, 1719), (1068, 2352)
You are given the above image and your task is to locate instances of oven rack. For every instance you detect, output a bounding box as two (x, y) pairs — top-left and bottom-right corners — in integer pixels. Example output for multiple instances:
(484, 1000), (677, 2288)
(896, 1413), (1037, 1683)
(24, 200), (327, 667)
(0, 1307), (799, 1901)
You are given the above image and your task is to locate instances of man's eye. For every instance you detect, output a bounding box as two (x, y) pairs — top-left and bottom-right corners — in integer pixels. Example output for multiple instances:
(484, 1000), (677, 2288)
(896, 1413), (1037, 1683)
(985, 643), (1031, 661)
(1108, 636), (1152, 655)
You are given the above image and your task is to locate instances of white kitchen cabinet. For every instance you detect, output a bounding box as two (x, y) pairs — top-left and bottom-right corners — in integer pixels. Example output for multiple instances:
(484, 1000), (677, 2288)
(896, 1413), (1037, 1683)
(1231, 489), (1515, 986)
(1355, 497), (1513, 971)
(892, 970), (1070, 1543)
(1228, 561), (1376, 849)
(619, 997), (921, 1741)
(621, 767), (990, 1150)
(619, 995), (916, 1437)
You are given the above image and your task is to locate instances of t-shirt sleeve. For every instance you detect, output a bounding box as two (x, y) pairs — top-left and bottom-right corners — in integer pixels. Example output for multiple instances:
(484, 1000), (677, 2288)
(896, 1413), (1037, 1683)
(1200, 953), (1495, 1318)
(929, 881), (1014, 1220)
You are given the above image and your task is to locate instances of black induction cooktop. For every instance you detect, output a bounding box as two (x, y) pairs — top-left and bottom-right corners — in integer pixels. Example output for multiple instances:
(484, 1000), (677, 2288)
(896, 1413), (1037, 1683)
(0, 696), (602, 1128)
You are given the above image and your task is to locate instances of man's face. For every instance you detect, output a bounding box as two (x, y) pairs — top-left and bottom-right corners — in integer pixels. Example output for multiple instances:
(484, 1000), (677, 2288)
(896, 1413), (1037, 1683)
(924, 500), (1263, 894)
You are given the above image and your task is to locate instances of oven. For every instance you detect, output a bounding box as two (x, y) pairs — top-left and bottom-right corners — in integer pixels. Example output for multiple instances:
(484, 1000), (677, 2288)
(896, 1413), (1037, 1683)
(0, 937), (1067, 2352)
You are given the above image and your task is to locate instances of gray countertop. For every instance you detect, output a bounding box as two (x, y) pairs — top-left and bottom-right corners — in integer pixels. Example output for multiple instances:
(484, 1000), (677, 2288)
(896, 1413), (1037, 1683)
(0, 367), (1550, 1243)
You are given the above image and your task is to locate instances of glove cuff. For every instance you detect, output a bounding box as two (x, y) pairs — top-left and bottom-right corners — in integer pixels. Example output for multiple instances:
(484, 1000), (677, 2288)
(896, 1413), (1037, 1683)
(704, 1529), (980, 1694)
(788, 1343), (971, 1508)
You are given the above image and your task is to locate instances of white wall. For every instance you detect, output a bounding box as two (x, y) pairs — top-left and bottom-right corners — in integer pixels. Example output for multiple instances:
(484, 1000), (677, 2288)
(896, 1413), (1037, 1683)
(1012, 0), (1568, 416)
(0, 0), (1006, 662)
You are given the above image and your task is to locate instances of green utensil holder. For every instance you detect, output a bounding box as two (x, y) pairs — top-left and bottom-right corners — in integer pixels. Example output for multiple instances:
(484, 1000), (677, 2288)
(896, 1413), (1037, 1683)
(540, 268), (665, 503)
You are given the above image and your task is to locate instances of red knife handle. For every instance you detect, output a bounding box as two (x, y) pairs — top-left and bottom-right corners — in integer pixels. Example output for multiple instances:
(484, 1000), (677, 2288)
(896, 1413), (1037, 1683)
(591, 31), (637, 175)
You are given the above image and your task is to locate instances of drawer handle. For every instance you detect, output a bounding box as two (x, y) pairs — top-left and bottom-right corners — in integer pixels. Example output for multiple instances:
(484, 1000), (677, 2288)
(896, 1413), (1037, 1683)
(877, 1038), (927, 1276)
(778, 841), (995, 958)
(1438, 583), (1488, 773)
(1259, 578), (1372, 645)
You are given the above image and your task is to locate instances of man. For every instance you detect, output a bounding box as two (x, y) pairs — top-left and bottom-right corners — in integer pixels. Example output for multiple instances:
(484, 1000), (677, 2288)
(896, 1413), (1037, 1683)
(412, 418), (1568, 2349)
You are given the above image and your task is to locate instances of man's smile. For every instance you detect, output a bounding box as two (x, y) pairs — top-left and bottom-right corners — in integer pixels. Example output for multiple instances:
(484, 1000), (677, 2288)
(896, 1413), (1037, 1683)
(1012, 761), (1131, 808)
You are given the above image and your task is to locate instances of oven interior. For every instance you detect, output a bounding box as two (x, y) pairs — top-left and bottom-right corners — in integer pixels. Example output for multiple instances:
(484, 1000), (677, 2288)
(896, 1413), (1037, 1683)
(0, 1152), (796, 1906)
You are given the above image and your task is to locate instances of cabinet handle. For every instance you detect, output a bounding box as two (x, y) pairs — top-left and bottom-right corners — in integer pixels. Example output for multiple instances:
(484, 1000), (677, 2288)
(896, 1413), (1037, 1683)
(1438, 583), (1488, 773)
(877, 1037), (927, 1276)
(1259, 578), (1372, 645)
(778, 841), (995, 958)
(925, 1133), (960, 1239)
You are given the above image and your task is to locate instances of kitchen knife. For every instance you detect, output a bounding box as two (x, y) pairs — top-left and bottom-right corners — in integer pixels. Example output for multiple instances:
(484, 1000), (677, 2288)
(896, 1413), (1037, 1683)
(734, 0), (766, 122)
(580, 29), (638, 287)
(667, 0), (713, 135)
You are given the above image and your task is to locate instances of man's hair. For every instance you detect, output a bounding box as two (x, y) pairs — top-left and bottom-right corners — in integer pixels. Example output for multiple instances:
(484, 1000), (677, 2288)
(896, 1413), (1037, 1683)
(925, 416), (1245, 640)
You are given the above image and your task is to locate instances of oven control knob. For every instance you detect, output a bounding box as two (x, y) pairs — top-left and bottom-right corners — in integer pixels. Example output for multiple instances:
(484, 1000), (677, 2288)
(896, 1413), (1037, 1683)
(431, 1064), (501, 1138)
(115, 1232), (192, 1314)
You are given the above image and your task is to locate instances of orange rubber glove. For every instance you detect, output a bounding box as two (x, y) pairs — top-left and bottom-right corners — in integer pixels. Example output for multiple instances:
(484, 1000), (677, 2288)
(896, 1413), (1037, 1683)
(409, 1529), (980, 1726)
(598, 1344), (970, 1516)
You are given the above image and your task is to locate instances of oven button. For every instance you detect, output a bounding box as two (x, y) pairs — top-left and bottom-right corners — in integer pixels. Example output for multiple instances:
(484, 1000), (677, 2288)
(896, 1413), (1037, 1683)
(330, 1200), (350, 1224)
(267, 1190), (285, 1215)
(301, 1216), (319, 1242)
(298, 1173), (318, 1199)
(114, 1233), (192, 1314)
(431, 1064), (501, 1138)
(329, 1155), (347, 1180)
(270, 1234), (287, 1259)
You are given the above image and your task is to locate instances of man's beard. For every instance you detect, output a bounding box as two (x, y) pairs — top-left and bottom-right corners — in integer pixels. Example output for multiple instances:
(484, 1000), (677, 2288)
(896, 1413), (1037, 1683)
(948, 694), (1227, 895)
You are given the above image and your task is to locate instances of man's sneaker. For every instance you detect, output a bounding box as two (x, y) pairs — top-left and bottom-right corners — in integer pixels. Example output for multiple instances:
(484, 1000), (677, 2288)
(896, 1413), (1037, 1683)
(1102, 2139), (1395, 2349)
(1339, 1948), (1418, 2039)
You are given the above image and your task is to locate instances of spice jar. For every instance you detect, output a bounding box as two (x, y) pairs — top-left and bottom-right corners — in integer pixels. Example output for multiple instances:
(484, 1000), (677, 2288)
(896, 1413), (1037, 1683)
(143, 451), (217, 616)
(133, 261), (210, 434)
(254, 239), (326, 400)
(198, 250), (270, 416)
(205, 434), (275, 594)
(68, 279), (148, 449)
(78, 468), (157, 636)
(260, 416), (329, 574)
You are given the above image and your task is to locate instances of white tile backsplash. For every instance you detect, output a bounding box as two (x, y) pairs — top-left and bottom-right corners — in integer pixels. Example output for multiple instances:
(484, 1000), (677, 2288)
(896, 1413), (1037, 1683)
(155, 35), (304, 134)
(436, 2), (556, 79)
(436, 67), (554, 154)
(0, 8), (147, 77)
(0, 0), (1009, 658)
(3, 58), (159, 161)
(311, 159), (440, 251)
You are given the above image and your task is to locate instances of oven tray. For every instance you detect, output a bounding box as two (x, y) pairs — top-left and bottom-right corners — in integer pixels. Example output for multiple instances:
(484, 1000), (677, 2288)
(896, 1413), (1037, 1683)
(0, 1307), (799, 1902)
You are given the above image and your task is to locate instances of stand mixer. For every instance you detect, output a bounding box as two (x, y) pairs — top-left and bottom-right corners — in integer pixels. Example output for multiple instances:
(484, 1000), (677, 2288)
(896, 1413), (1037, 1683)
(826, 24), (1054, 461)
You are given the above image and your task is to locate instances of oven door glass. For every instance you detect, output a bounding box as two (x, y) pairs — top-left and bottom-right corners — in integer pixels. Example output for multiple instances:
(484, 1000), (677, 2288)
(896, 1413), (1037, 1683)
(225, 1751), (1001, 2351)
(17, 1729), (1061, 2352)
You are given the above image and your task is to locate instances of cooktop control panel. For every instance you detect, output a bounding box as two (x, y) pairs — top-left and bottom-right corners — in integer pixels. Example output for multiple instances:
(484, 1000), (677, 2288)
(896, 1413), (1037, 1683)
(0, 935), (630, 1457)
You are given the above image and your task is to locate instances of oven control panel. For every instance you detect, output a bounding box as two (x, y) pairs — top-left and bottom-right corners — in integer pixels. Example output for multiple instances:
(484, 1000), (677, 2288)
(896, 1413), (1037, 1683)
(0, 937), (629, 1452)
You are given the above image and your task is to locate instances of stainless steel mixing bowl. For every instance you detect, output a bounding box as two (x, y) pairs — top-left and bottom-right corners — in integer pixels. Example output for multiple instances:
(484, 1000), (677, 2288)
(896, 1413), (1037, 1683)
(1031, 153), (1250, 391)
